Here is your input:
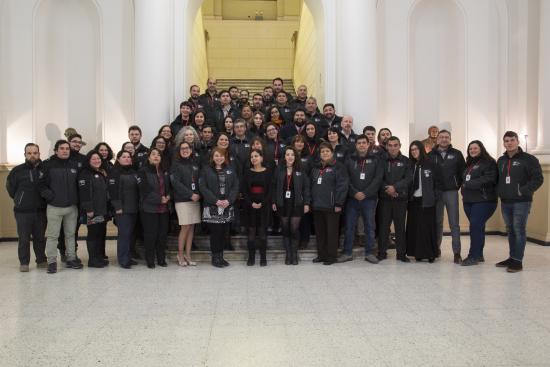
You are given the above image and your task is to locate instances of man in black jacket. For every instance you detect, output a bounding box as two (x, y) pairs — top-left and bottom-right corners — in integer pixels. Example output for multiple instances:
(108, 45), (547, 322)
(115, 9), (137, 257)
(340, 135), (383, 263)
(428, 130), (466, 263)
(212, 90), (239, 133)
(377, 136), (412, 261)
(280, 108), (307, 144)
(198, 77), (219, 120)
(6, 143), (47, 272)
(495, 131), (543, 273)
(40, 140), (83, 273)
(129, 125), (149, 170)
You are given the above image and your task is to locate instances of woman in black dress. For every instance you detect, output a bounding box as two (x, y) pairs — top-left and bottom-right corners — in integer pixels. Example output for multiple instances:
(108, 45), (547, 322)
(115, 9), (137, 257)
(406, 140), (441, 262)
(272, 147), (311, 264)
(241, 149), (272, 266)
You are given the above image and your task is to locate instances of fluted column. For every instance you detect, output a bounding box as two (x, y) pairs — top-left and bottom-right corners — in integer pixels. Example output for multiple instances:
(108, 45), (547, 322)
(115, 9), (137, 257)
(534, 0), (550, 163)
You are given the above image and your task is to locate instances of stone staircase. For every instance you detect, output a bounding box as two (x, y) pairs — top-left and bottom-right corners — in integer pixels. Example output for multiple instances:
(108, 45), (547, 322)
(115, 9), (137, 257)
(216, 79), (296, 96)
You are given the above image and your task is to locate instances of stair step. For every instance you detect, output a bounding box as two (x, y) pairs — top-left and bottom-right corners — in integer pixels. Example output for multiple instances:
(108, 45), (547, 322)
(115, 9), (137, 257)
(217, 79), (295, 96)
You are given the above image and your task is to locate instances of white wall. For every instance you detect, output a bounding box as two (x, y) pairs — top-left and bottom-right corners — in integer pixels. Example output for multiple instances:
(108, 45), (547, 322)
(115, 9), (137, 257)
(190, 8), (209, 90)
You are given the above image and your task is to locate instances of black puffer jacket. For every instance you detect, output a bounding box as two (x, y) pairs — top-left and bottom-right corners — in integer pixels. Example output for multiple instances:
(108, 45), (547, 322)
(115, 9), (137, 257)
(78, 167), (109, 216)
(39, 155), (80, 207)
(272, 165), (311, 208)
(199, 165), (239, 206)
(170, 158), (200, 203)
(461, 158), (498, 203)
(6, 161), (47, 213)
(409, 158), (442, 208)
(496, 148), (543, 203)
(310, 159), (349, 210)
(346, 152), (383, 200)
(428, 145), (466, 191)
(379, 153), (412, 201)
(108, 165), (139, 214)
(137, 164), (171, 213)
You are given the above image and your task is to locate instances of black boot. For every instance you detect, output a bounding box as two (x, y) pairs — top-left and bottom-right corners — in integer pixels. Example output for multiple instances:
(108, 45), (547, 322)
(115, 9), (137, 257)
(283, 237), (291, 265)
(259, 239), (267, 267)
(220, 251), (230, 267)
(211, 253), (223, 268)
(291, 238), (299, 265)
(247, 240), (256, 266)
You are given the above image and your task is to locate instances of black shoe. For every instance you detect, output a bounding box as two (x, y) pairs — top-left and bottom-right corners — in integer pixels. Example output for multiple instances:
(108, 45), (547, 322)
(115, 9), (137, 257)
(454, 253), (462, 264)
(506, 260), (523, 273)
(377, 253), (387, 261)
(211, 254), (223, 268)
(120, 263), (132, 269)
(247, 241), (256, 266)
(74, 256), (82, 264)
(47, 262), (57, 274)
(158, 260), (168, 267)
(88, 262), (104, 268)
(66, 260), (83, 269)
(147, 263), (156, 269)
(479, 256), (485, 263)
(461, 257), (479, 266)
(428, 258), (435, 263)
(102, 259), (109, 266)
(221, 258), (230, 267)
(397, 256), (410, 263)
(132, 253), (142, 260)
(496, 258), (512, 267)
(60, 254), (67, 263)
(323, 260), (336, 265)
(312, 257), (324, 263)
(247, 256), (255, 266)
(129, 260), (138, 266)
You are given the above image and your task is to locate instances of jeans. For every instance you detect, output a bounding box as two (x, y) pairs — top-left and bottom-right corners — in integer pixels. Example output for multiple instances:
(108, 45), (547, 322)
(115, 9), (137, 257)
(436, 190), (462, 254)
(343, 198), (377, 256)
(501, 201), (532, 261)
(15, 211), (47, 265)
(45, 205), (78, 264)
(463, 201), (497, 259)
(116, 213), (137, 266)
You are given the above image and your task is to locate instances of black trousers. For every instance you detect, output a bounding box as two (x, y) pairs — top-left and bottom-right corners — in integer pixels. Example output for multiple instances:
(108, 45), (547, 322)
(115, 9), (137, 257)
(208, 223), (230, 254)
(378, 199), (407, 257)
(87, 222), (107, 265)
(15, 211), (47, 265)
(313, 210), (341, 262)
(141, 211), (169, 265)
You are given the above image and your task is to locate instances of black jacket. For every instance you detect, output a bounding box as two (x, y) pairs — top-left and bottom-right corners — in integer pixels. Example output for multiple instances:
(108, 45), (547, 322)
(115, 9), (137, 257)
(461, 158), (498, 203)
(230, 135), (252, 172)
(199, 165), (239, 206)
(198, 92), (219, 120)
(212, 105), (239, 133)
(310, 159), (349, 210)
(346, 152), (383, 200)
(133, 143), (149, 170)
(272, 165), (311, 208)
(333, 144), (350, 164)
(108, 165), (139, 214)
(265, 139), (286, 167)
(137, 164), (171, 213)
(6, 161), (47, 213)
(409, 159), (441, 208)
(170, 158), (200, 203)
(70, 150), (86, 170)
(340, 130), (358, 149)
(78, 168), (109, 216)
(496, 148), (543, 203)
(428, 145), (466, 191)
(379, 153), (412, 201)
(39, 155), (80, 207)
(170, 115), (191, 137)
(280, 123), (304, 144)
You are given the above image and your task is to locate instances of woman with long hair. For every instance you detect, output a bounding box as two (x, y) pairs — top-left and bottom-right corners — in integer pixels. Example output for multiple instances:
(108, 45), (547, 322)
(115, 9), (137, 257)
(250, 111), (266, 138)
(150, 136), (172, 170)
(171, 141), (201, 267)
(406, 140), (440, 263)
(94, 142), (114, 174)
(223, 115), (235, 136)
(269, 106), (284, 128)
(191, 109), (207, 131)
(158, 124), (175, 152)
(291, 134), (314, 248)
(326, 127), (349, 164)
(461, 140), (498, 266)
(301, 121), (322, 162)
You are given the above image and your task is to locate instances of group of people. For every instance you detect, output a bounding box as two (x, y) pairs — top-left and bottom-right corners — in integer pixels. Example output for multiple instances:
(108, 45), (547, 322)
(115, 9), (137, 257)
(6, 77), (544, 274)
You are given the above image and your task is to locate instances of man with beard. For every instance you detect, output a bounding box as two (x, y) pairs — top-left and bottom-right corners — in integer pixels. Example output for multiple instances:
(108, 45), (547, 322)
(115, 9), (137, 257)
(251, 93), (265, 113)
(305, 97), (328, 137)
(198, 77), (219, 119)
(323, 103), (342, 128)
(187, 84), (202, 112)
(229, 86), (240, 109)
(263, 86), (274, 107)
(238, 89), (250, 110)
(290, 85), (308, 110)
(272, 77), (293, 103)
(280, 108), (307, 144)
(212, 90), (239, 133)
(274, 91), (293, 125)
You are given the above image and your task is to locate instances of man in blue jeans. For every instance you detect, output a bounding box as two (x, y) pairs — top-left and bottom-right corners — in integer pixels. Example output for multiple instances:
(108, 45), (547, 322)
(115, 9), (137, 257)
(339, 135), (383, 263)
(496, 131), (543, 273)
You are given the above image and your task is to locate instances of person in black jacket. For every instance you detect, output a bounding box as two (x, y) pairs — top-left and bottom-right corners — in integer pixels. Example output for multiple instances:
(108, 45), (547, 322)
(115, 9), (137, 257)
(94, 142), (114, 174)
(129, 125), (149, 170)
(170, 101), (193, 137)
(199, 147), (240, 268)
(137, 148), (171, 268)
(406, 141), (441, 263)
(341, 135), (383, 264)
(272, 147), (311, 265)
(212, 90), (239, 133)
(428, 129), (466, 263)
(171, 142), (201, 267)
(310, 142), (349, 265)
(280, 108), (307, 144)
(241, 149), (272, 266)
(377, 136), (412, 261)
(495, 131), (544, 273)
(39, 140), (83, 273)
(326, 127), (350, 164)
(291, 134), (315, 249)
(302, 121), (322, 162)
(6, 143), (47, 271)
(460, 140), (498, 266)
(264, 123), (285, 168)
(79, 150), (110, 268)
(108, 150), (139, 269)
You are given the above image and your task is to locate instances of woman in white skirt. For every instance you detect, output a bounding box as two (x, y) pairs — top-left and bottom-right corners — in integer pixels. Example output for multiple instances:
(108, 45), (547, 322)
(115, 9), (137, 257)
(170, 141), (201, 266)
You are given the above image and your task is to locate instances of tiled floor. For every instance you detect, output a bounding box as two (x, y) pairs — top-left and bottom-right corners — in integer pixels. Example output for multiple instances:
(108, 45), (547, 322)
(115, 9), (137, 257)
(1, 236), (549, 367)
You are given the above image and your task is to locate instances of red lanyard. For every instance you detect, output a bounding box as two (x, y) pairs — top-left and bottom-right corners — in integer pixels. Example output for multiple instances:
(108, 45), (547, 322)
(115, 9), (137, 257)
(360, 159), (366, 172)
(286, 171), (292, 190)
(507, 159), (511, 176)
(307, 143), (317, 156)
(274, 141), (280, 159)
(319, 167), (327, 178)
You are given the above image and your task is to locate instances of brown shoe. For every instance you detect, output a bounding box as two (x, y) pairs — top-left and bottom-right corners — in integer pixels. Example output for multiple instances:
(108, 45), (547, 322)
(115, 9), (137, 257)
(453, 253), (462, 264)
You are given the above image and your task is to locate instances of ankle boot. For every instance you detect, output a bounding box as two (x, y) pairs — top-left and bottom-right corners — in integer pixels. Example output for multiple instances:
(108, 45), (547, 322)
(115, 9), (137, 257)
(291, 238), (299, 265)
(211, 253), (223, 268)
(247, 240), (256, 266)
(283, 237), (291, 265)
(220, 251), (230, 267)
(259, 239), (267, 267)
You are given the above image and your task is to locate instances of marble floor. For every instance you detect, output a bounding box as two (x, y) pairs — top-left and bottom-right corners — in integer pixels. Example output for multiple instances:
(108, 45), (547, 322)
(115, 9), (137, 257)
(0, 236), (549, 367)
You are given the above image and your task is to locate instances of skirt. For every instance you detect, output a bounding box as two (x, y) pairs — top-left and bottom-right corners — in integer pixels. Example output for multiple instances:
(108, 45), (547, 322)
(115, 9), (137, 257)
(406, 197), (437, 259)
(175, 201), (201, 225)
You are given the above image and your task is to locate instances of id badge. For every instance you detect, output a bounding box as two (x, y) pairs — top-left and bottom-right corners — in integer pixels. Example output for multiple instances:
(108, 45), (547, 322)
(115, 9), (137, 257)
(285, 191), (291, 199)
(465, 175), (471, 182)
(317, 177), (322, 185)
(191, 183), (196, 190)
(506, 176), (511, 184)
(360, 173), (366, 180)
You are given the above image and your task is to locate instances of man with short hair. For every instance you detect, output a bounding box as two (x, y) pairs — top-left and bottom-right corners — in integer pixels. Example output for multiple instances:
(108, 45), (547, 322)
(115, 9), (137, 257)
(187, 84), (202, 111)
(275, 91), (293, 124)
(6, 143), (48, 272)
(263, 86), (274, 106)
(305, 97), (329, 137)
(428, 129), (466, 263)
(251, 93), (264, 113)
(290, 85), (308, 109)
(340, 115), (358, 148)
(280, 108), (307, 144)
(272, 77), (293, 103)
(128, 125), (149, 170)
(68, 133), (86, 169)
(340, 135), (383, 263)
(422, 125), (439, 153)
(238, 89), (250, 110)
(40, 140), (83, 273)
(198, 77), (219, 119)
(229, 86), (240, 108)
(171, 101), (193, 136)
(323, 103), (342, 128)
(230, 119), (252, 173)
(377, 136), (412, 262)
(212, 90), (238, 133)
(495, 131), (543, 273)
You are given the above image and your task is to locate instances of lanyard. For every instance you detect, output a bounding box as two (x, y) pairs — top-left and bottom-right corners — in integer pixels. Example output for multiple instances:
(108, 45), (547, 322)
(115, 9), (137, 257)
(319, 167), (327, 178)
(274, 141), (280, 159)
(307, 143), (317, 156)
(286, 171), (292, 190)
(507, 159), (511, 177)
(360, 158), (367, 172)
(466, 164), (476, 176)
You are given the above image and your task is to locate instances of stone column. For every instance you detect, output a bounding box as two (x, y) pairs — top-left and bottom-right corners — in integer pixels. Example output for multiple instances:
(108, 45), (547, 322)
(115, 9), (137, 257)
(534, 0), (550, 163)
(337, 0), (377, 131)
(134, 0), (173, 143)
